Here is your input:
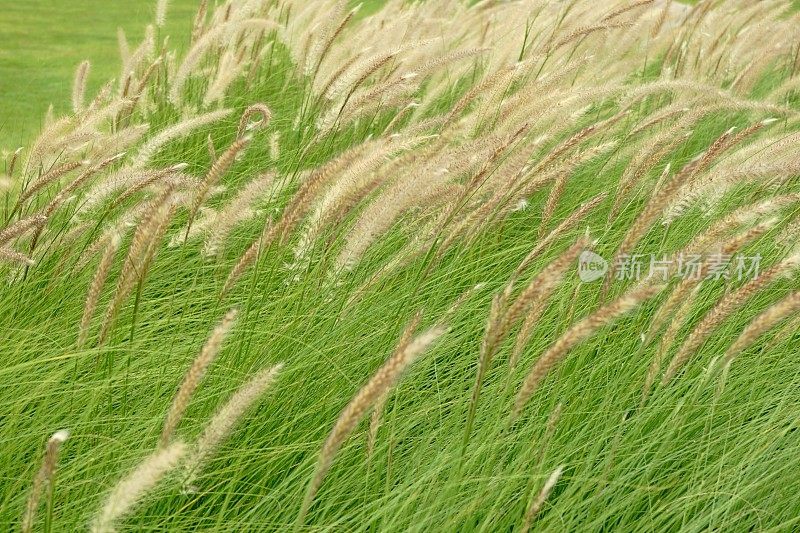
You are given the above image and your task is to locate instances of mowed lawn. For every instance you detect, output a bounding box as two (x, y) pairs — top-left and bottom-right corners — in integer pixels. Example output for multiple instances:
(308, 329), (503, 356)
(0, 0), (197, 150)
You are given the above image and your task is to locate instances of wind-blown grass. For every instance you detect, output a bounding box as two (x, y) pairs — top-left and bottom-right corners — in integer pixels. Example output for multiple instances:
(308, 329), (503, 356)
(1, 0), (799, 531)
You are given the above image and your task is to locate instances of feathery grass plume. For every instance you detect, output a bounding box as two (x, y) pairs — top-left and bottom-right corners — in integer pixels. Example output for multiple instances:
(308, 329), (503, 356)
(319, 80), (418, 133)
(33, 157), (116, 218)
(223, 146), (368, 293)
(0, 214), (46, 247)
(296, 136), (429, 261)
(269, 131), (280, 161)
(236, 103), (272, 140)
(298, 324), (447, 525)
(6, 146), (23, 177)
(203, 172), (276, 257)
(717, 291), (800, 383)
(323, 49), (399, 103)
(462, 291), (509, 455)
(532, 114), (625, 178)
(601, 0), (655, 22)
(435, 125), (533, 254)
(18, 160), (84, 204)
(127, 192), (177, 279)
(160, 308), (238, 447)
(97, 189), (176, 344)
(72, 60), (91, 114)
(503, 237), (590, 344)
(651, 0), (673, 36)
(183, 363), (283, 489)
(91, 441), (186, 533)
(601, 162), (675, 296)
(78, 233), (122, 348)
(222, 221), (277, 295)
(663, 121), (772, 221)
(628, 103), (689, 136)
(203, 50), (248, 106)
(119, 25), (155, 97)
(663, 252), (800, 384)
(170, 206), (215, 247)
(645, 218), (778, 347)
(169, 18), (277, 105)
(89, 124), (150, 162)
(335, 144), (469, 270)
(442, 62), (518, 127)
(190, 0), (208, 44)
(765, 312), (800, 352)
(608, 123), (693, 222)
(187, 137), (250, 235)
(21, 430), (69, 533)
(25, 115), (74, 170)
(408, 47), (489, 80)
(547, 22), (632, 53)
(74, 219), (132, 273)
(131, 109), (232, 167)
(316, 51), (363, 101)
(304, 0), (353, 80)
(539, 170), (570, 239)
(458, 172), (554, 249)
(514, 282), (663, 419)
(109, 164), (185, 210)
(536, 402), (564, 465)
(680, 194), (799, 261)
(520, 466), (564, 533)
(0, 247), (34, 266)
(155, 0), (169, 27)
(510, 285), (568, 369)
(38, 153), (126, 225)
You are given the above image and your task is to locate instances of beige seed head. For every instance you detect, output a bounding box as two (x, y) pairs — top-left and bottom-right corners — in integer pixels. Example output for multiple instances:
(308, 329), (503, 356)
(72, 60), (91, 113)
(155, 0), (169, 27)
(520, 465), (564, 533)
(367, 312), (423, 458)
(183, 363), (283, 488)
(298, 324), (446, 524)
(720, 291), (800, 372)
(663, 254), (800, 384)
(78, 233), (122, 347)
(91, 441), (186, 533)
(514, 282), (663, 419)
(160, 308), (239, 446)
(21, 430), (69, 533)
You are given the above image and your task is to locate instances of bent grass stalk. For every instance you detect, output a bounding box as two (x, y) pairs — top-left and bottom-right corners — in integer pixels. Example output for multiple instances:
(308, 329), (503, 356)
(160, 308), (239, 446)
(21, 430), (69, 533)
(297, 324), (447, 526)
(90, 442), (186, 533)
(183, 363), (283, 489)
(514, 282), (663, 420)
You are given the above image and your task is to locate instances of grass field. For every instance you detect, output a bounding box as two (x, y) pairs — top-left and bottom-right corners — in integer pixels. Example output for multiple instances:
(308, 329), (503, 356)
(1, 1), (800, 532)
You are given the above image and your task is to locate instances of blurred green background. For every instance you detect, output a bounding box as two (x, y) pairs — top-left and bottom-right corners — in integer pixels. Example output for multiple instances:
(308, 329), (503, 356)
(0, 0), (197, 150)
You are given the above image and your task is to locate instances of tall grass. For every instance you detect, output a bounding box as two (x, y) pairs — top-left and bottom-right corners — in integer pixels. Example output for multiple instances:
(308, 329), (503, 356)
(1, 0), (799, 530)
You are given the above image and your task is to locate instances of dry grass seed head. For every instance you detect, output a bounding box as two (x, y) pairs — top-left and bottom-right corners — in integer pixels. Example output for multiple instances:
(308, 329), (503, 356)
(514, 281), (663, 419)
(298, 323), (447, 524)
(160, 308), (239, 446)
(183, 363), (283, 489)
(21, 430), (69, 533)
(91, 441), (186, 533)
